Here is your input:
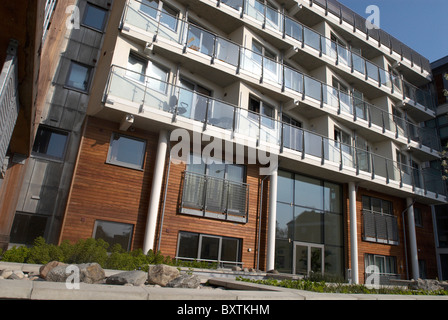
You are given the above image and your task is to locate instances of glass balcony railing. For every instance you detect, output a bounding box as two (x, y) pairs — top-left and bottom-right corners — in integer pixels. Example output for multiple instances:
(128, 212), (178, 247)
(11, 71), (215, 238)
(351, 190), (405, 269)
(214, 0), (435, 112)
(122, 0), (440, 152)
(104, 65), (447, 198)
(181, 171), (249, 222)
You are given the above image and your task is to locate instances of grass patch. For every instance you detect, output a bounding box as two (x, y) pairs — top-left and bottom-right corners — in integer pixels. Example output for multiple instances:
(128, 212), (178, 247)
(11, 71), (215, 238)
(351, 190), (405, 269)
(236, 277), (448, 296)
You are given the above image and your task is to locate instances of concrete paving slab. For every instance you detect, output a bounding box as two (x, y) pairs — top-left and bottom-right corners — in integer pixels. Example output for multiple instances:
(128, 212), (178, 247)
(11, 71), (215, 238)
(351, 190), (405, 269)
(30, 281), (150, 300)
(0, 279), (33, 299)
(144, 286), (238, 300)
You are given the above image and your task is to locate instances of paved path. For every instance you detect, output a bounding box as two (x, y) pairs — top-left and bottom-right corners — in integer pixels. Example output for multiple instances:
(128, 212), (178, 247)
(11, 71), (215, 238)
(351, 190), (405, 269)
(0, 262), (447, 300)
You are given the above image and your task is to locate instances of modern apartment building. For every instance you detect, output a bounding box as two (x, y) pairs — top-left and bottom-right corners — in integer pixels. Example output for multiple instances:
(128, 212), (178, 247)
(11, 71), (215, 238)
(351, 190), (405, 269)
(428, 55), (448, 280)
(0, 0), (58, 249)
(0, 0), (445, 284)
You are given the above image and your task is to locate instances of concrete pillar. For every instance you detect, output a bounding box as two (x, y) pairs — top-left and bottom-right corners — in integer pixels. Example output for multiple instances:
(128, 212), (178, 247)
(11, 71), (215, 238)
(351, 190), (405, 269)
(266, 168), (278, 272)
(349, 182), (359, 284)
(143, 130), (169, 254)
(406, 197), (420, 280)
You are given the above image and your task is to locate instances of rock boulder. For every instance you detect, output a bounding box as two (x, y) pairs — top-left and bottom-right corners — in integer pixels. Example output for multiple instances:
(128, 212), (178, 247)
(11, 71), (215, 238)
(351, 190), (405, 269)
(147, 264), (180, 287)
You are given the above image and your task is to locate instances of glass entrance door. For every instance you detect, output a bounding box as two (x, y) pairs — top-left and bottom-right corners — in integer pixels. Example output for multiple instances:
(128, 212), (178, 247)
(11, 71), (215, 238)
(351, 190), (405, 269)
(293, 242), (324, 276)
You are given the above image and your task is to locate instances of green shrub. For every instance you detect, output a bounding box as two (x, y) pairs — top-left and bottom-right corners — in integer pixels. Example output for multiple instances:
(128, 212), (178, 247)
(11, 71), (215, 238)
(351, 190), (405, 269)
(0, 237), (218, 271)
(26, 237), (64, 264)
(1, 246), (30, 263)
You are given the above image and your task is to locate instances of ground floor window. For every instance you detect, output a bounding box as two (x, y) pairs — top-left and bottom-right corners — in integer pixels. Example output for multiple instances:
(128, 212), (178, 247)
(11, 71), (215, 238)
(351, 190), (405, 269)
(364, 254), (400, 285)
(10, 212), (48, 246)
(275, 171), (344, 278)
(176, 231), (242, 268)
(92, 220), (134, 252)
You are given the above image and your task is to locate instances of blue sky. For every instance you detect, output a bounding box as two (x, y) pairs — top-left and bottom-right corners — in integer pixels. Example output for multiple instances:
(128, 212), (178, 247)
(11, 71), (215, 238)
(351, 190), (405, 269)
(337, 0), (448, 63)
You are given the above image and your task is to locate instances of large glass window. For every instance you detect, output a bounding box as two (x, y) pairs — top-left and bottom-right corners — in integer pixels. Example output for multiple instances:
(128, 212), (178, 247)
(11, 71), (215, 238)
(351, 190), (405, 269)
(362, 196), (398, 244)
(10, 212), (48, 245)
(82, 3), (108, 31)
(275, 171), (344, 277)
(66, 61), (91, 92)
(32, 126), (69, 160)
(107, 133), (146, 170)
(365, 254), (399, 285)
(93, 220), (134, 251)
(140, 0), (179, 31)
(177, 231), (242, 267)
(126, 53), (169, 93)
(181, 153), (248, 220)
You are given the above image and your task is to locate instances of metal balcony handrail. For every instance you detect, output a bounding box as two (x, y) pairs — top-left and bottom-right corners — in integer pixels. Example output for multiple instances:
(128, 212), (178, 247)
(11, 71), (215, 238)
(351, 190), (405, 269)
(124, 0), (438, 146)
(104, 64), (447, 197)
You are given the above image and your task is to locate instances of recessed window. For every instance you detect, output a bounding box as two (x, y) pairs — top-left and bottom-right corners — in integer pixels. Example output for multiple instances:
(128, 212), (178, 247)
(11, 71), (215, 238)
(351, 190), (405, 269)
(10, 212), (48, 245)
(177, 231), (242, 267)
(82, 3), (108, 31)
(32, 126), (69, 160)
(414, 207), (423, 227)
(107, 133), (146, 170)
(66, 61), (92, 92)
(140, 0), (179, 31)
(93, 220), (134, 251)
(126, 53), (169, 93)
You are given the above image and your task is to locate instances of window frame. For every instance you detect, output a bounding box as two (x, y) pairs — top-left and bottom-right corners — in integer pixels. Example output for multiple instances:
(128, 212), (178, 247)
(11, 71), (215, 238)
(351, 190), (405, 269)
(126, 52), (170, 93)
(139, 0), (180, 31)
(65, 61), (93, 93)
(81, 2), (108, 32)
(106, 132), (147, 170)
(92, 220), (134, 252)
(362, 195), (398, 245)
(31, 125), (70, 161)
(176, 231), (242, 267)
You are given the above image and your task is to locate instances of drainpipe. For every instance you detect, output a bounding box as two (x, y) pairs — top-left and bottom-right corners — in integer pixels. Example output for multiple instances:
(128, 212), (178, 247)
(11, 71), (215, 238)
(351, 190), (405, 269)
(156, 140), (172, 252)
(349, 182), (359, 284)
(406, 197), (420, 280)
(256, 174), (270, 271)
(143, 129), (169, 254)
(266, 167), (278, 272)
(401, 199), (415, 280)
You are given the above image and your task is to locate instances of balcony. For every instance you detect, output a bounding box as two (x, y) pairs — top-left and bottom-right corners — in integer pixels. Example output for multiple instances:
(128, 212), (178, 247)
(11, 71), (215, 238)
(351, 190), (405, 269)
(296, 0), (432, 78)
(102, 65), (447, 202)
(0, 41), (20, 170)
(362, 210), (399, 245)
(180, 171), (249, 223)
(199, 0), (436, 115)
(188, 0), (435, 115)
(120, 1), (440, 157)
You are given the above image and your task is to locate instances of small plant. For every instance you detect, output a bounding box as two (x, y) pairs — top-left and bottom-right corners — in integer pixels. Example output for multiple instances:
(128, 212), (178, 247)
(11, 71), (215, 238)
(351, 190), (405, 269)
(236, 277), (448, 296)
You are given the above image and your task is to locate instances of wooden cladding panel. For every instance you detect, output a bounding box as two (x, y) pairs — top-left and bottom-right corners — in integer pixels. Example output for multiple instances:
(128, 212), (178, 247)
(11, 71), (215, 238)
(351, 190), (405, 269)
(60, 117), (158, 250)
(61, 116), (270, 270)
(156, 161), (269, 270)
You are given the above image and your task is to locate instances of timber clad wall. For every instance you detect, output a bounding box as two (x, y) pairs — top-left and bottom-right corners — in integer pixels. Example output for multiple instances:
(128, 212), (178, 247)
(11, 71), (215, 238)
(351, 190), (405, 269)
(60, 116), (157, 250)
(345, 187), (437, 282)
(156, 161), (269, 269)
(413, 203), (438, 279)
(61, 116), (270, 269)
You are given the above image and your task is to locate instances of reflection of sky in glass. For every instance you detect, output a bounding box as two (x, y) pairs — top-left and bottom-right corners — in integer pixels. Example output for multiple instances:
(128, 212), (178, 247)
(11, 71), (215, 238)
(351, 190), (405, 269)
(99, 221), (133, 238)
(112, 136), (145, 167)
(84, 4), (107, 30)
(294, 176), (323, 210)
(46, 132), (68, 159)
(67, 63), (89, 90)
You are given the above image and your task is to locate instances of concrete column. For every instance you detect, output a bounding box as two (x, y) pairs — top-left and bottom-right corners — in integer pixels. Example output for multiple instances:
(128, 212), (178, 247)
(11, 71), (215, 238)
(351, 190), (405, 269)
(143, 129), (169, 254)
(266, 168), (278, 272)
(348, 182), (359, 284)
(406, 197), (420, 280)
